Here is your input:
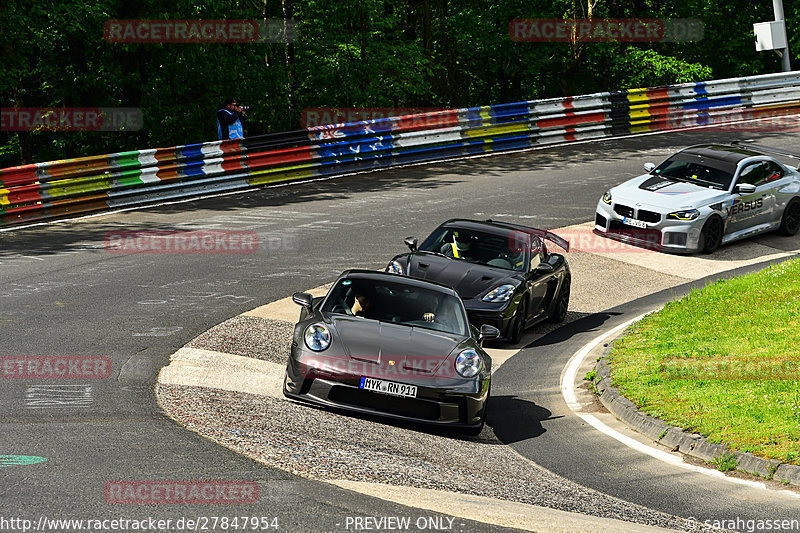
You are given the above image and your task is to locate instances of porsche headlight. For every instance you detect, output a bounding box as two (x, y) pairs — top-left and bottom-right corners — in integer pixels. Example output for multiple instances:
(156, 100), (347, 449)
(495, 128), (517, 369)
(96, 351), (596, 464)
(482, 284), (516, 303)
(602, 191), (612, 205)
(304, 323), (331, 351)
(667, 209), (700, 221)
(455, 349), (483, 378)
(386, 260), (404, 275)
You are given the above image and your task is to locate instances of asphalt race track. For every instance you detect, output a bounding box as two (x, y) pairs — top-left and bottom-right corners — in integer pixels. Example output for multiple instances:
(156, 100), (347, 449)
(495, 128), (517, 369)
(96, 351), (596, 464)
(2, 129), (800, 532)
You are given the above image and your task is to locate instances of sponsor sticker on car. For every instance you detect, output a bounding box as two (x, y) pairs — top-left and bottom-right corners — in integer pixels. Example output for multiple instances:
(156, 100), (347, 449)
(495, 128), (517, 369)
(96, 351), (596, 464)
(622, 217), (648, 228)
(360, 377), (417, 398)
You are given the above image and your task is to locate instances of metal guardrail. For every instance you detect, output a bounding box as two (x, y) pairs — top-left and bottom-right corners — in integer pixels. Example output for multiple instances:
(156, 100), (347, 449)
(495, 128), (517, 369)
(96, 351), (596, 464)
(2, 71), (800, 226)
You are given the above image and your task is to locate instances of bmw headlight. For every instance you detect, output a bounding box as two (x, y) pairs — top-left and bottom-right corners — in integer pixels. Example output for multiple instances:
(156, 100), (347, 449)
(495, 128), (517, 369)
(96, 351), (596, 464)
(455, 349), (483, 378)
(667, 209), (700, 221)
(304, 323), (331, 351)
(386, 260), (404, 275)
(602, 191), (612, 205)
(482, 284), (516, 303)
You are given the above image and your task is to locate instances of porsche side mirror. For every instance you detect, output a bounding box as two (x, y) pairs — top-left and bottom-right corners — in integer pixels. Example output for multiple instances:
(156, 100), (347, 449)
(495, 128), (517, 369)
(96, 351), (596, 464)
(479, 324), (500, 342)
(535, 262), (554, 273)
(644, 162), (656, 173)
(735, 183), (757, 195)
(292, 292), (314, 313)
(404, 237), (418, 252)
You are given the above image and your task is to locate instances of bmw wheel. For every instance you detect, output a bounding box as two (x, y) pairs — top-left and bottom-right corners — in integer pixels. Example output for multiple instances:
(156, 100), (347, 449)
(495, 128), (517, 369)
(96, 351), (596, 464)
(778, 198), (800, 236)
(699, 216), (723, 254)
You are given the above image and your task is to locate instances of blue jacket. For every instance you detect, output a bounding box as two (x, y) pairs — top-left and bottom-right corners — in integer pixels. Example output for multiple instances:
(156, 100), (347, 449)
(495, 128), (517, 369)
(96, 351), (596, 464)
(217, 108), (244, 140)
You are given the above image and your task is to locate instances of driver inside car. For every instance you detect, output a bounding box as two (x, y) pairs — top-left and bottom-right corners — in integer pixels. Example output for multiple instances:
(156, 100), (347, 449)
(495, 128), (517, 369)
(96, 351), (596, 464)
(440, 231), (477, 260)
(351, 291), (371, 317)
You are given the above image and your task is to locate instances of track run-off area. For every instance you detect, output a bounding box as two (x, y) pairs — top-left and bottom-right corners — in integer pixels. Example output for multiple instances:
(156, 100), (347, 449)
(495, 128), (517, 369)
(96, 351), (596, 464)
(2, 129), (800, 532)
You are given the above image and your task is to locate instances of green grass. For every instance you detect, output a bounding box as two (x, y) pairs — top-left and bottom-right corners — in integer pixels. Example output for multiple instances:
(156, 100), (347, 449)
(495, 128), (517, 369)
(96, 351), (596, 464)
(712, 452), (739, 472)
(608, 258), (800, 465)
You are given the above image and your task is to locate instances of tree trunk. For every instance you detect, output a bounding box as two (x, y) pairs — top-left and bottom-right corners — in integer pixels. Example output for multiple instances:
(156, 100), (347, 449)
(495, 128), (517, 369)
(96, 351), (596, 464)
(282, 0), (297, 120)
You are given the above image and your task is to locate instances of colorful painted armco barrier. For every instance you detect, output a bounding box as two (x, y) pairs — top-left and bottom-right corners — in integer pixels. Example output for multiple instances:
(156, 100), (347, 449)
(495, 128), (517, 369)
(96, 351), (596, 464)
(2, 71), (799, 226)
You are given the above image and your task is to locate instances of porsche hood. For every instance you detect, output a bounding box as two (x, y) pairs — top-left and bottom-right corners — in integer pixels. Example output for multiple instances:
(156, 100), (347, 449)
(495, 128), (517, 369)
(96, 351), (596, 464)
(326, 315), (464, 373)
(401, 253), (518, 300)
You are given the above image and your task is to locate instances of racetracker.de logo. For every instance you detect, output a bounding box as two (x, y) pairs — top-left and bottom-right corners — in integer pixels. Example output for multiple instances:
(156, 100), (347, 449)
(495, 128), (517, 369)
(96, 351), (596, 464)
(508, 228), (662, 254)
(104, 481), (259, 504)
(2, 356), (112, 380)
(509, 18), (703, 43)
(301, 107), (447, 128)
(104, 230), (259, 255)
(103, 19), (295, 43)
(1, 108), (142, 132)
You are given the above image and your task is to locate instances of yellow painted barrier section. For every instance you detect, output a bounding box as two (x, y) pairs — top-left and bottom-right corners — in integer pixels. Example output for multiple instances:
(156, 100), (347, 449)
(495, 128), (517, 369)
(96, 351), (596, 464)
(247, 167), (315, 186)
(464, 122), (529, 138)
(46, 177), (111, 198)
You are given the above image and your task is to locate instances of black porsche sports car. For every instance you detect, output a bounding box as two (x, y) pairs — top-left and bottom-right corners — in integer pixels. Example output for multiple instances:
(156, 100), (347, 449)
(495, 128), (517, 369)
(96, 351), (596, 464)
(283, 270), (497, 433)
(385, 219), (571, 344)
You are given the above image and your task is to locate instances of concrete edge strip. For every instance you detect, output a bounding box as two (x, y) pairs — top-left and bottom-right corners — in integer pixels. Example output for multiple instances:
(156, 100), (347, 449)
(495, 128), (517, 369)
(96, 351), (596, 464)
(561, 314), (800, 496)
(592, 345), (800, 489)
(324, 479), (678, 533)
(158, 346), (284, 399)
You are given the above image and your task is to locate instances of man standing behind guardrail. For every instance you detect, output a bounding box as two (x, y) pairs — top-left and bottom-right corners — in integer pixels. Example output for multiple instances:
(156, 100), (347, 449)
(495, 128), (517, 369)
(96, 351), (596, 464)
(217, 98), (246, 140)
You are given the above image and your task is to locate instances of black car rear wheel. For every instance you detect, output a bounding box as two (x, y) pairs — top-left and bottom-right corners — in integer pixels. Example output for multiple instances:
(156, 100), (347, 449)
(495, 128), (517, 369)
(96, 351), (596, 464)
(699, 216), (723, 254)
(509, 300), (527, 345)
(778, 198), (800, 236)
(549, 276), (570, 323)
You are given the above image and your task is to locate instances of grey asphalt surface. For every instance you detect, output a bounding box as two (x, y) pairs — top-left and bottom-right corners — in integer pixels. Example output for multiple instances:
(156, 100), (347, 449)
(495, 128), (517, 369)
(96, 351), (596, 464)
(2, 128), (800, 532)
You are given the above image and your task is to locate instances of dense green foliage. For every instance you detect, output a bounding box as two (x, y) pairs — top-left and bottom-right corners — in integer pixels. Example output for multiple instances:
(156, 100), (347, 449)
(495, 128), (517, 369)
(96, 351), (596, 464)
(1, 0), (797, 165)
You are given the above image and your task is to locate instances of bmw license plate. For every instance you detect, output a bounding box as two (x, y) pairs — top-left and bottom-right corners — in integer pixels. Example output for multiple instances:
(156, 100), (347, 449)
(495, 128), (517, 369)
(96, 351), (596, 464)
(360, 377), (417, 398)
(622, 217), (648, 229)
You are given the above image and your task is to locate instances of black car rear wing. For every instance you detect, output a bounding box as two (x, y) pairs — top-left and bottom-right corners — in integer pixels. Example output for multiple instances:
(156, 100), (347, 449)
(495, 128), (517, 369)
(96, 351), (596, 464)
(531, 228), (570, 252)
(485, 219), (570, 252)
(730, 140), (800, 166)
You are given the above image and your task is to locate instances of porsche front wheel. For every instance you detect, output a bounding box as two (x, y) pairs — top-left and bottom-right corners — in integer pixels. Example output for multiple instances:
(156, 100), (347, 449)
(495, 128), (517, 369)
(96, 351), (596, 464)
(549, 277), (570, 323)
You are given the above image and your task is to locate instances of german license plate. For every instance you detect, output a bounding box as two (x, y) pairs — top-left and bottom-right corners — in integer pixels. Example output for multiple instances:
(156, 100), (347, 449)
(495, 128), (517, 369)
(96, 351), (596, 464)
(622, 217), (648, 228)
(359, 377), (417, 398)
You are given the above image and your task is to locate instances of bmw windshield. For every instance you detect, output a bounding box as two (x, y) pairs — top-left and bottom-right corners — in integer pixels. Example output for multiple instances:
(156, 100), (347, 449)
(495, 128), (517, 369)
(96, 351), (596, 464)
(653, 155), (735, 190)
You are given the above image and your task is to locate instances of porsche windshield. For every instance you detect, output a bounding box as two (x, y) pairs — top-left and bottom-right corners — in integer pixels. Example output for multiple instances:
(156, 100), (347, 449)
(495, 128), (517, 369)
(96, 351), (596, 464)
(321, 278), (469, 336)
(653, 157), (734, 190)
(418, 227), (529, 271)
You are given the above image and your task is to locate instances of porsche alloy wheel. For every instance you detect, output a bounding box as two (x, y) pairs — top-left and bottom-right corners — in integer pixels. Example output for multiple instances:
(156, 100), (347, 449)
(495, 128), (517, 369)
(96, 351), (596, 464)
(549, 277), (570, 323)
(463, 383), (490, 437)
(510, 300), (527, 345)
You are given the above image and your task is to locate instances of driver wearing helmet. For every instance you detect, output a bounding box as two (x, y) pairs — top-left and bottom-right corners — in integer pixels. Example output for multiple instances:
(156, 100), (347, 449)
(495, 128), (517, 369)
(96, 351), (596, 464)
(441, 231), (476, 259)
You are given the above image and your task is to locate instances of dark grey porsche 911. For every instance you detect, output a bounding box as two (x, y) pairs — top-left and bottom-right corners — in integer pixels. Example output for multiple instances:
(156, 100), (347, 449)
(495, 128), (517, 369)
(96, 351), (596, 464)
(386, 219), (571, 344)
(283, 270), (497, 433)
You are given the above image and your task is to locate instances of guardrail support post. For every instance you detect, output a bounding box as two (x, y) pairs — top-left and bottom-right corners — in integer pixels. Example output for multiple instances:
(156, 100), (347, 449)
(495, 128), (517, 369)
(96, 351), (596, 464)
(774, 0), (793, 72)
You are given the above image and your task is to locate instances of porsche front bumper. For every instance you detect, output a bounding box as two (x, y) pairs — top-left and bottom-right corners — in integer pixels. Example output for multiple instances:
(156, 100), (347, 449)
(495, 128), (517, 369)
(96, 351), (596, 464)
(283, 355), (489, 429)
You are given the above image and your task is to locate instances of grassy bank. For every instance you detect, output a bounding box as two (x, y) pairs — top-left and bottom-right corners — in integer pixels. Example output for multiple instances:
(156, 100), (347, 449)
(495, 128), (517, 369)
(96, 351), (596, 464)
(608, 258), (800, 465)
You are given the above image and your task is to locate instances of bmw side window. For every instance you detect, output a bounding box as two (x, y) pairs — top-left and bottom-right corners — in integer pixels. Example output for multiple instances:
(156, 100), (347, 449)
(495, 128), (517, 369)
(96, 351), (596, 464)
(737, 163), (765, 186)
(762, 162), (783, 184)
